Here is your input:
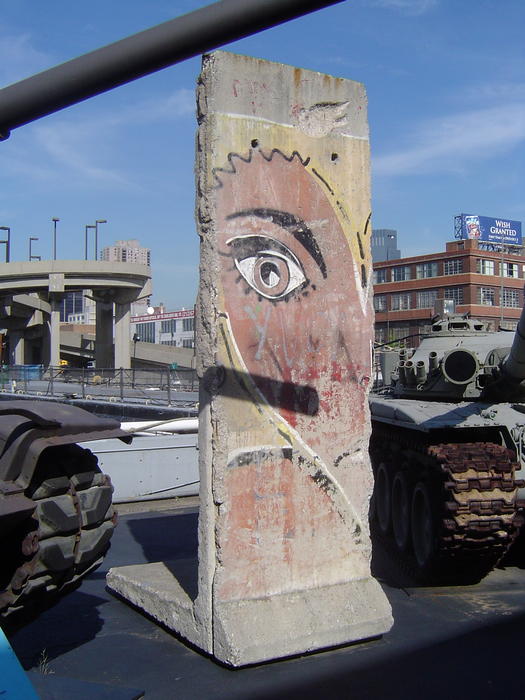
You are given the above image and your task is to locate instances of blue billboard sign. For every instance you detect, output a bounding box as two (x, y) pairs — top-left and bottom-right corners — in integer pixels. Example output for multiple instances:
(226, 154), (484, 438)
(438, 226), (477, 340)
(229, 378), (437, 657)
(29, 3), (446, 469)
(458, 214), (522, 246)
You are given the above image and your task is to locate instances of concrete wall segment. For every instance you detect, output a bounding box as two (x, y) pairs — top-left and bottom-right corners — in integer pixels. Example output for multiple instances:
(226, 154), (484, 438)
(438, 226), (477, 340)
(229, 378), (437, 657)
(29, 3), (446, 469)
(109, 50), (391, 668)
(197, 51), (391, 663)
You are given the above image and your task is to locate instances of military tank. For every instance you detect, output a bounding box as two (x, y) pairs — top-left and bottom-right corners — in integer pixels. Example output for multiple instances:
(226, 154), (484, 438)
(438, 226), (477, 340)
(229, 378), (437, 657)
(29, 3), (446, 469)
(0, 401), (128, 627)
(370, 305), (525, 584)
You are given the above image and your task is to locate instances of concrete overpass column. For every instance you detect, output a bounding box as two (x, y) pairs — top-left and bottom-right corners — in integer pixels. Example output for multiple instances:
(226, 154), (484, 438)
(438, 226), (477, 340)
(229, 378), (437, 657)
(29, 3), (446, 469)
(48, 296), (62, 367)
(114, 302), (131, 369)
(9, 331), (25, 365)
(95, 300), (114, 369)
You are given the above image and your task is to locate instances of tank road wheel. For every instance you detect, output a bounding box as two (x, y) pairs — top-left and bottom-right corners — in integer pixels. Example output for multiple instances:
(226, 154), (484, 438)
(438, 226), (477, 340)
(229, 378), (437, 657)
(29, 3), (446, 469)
(375, 463), (391, 535)
(0, 444), (116, 627)
(411, 481), (437, 571)
(391, 471), (411, 552)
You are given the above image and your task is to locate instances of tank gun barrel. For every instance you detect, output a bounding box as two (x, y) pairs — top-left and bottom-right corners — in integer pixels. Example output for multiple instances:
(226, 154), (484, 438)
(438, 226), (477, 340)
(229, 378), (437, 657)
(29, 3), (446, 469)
(0, 0), (342, 140)
(502, 287), (525, 380)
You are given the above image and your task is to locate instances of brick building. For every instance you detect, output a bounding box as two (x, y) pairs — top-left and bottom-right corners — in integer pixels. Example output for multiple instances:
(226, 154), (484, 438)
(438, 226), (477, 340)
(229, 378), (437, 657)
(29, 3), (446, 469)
(373, 238), (525, 347)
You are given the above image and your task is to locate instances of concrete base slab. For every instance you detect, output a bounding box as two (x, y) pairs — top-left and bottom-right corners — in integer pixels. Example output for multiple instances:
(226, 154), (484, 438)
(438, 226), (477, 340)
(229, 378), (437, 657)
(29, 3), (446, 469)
(107, 560), (209, 652)
(107, 563), (392, 666)
(214, 578), (392, 666)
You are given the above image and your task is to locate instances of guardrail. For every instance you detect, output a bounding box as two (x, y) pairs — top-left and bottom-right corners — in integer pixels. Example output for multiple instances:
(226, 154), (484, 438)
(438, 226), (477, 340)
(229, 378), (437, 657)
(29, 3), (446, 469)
(0, 365), (198, 405)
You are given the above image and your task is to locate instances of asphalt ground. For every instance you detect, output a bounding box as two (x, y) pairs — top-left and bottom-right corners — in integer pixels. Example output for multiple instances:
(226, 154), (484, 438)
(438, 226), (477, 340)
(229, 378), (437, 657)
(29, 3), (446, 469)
(9, 499), (525, 700)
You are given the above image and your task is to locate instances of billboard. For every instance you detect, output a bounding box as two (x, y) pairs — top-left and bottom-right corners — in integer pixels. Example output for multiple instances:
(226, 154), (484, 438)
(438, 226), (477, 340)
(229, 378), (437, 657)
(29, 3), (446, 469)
(457, 213), (522, 246)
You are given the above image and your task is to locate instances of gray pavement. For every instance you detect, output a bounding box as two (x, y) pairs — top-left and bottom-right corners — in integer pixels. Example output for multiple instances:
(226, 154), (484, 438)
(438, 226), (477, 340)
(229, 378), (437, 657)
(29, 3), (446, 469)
(8, 499), (525, 699)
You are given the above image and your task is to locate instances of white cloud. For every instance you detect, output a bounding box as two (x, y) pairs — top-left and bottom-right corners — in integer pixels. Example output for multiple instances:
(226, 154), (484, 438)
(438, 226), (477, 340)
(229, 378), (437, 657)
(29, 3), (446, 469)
(0, 31), (51, 84)
(95, 89), (196, 128)
(34, 122), (136, 188)
(2, 88), (195, 188)
(460, 82), (525, 103)
(373, 102), (525, 176)
(370, 0), (438, 15)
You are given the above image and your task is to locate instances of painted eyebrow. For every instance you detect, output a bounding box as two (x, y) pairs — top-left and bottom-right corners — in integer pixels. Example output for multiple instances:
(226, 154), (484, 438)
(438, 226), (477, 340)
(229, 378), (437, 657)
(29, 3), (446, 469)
(225, 208), (327, 279)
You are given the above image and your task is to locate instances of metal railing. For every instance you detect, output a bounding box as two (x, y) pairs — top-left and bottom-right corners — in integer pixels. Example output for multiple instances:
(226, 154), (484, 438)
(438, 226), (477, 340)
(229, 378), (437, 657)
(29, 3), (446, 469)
(0, 365), (198, 406)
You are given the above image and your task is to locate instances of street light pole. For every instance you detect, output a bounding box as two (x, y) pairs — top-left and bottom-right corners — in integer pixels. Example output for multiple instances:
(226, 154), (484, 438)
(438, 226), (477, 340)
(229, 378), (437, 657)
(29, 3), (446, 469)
(29, 236), (40, 261)
(52, 217), (60, 260)
(132, 333), (140, 388)
(94, 219), (107, 260)
(0, 226), (10, 262)
(84, 224), (95, 260)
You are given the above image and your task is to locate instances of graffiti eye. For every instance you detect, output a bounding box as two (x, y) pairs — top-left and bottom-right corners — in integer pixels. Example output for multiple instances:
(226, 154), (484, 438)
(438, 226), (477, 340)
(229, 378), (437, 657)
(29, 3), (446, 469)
(227, 235), (307, 300)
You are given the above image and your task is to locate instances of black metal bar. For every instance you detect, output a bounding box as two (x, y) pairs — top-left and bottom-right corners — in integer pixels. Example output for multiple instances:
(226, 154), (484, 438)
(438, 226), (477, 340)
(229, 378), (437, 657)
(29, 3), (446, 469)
(0, 0), (343, 140)
(119, 368), (124, 402)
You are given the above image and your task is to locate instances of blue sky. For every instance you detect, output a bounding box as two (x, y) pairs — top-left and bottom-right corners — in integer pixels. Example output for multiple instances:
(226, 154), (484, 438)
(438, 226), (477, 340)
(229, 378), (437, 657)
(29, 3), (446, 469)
(0, 0), (523, 309)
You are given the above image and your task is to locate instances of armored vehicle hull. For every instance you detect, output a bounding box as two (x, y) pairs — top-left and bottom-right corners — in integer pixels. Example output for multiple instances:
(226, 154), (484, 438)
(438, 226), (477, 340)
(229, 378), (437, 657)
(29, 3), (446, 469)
(370, 396), (525, 583)
(370, 309), (525, 584)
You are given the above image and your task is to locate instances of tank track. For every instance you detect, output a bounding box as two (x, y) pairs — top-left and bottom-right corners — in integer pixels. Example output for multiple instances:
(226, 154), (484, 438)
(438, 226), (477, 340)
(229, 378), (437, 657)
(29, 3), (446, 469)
(370, 426), (525, 585)
(0, 444), (116, 627)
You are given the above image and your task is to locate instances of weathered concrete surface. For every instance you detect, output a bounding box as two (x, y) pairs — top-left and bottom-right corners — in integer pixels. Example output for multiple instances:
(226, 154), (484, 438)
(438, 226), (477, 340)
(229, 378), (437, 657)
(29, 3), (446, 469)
(108, 50), (392, 666)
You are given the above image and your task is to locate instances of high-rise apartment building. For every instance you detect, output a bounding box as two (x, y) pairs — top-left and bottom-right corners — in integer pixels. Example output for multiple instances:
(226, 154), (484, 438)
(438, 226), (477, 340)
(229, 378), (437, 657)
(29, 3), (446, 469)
(371, 229), (401, 262)
(101, 239), (151, 266)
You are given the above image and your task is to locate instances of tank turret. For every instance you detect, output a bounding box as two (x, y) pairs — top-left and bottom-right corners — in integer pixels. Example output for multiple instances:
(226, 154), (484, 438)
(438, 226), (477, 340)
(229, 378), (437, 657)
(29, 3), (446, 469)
(389, 306), (525, 402)
(369, 296), (525, 586)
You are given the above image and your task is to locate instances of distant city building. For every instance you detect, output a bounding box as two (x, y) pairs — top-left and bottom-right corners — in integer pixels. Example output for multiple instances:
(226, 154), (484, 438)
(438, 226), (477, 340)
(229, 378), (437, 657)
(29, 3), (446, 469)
(59, 291), (84, 322)
(372, 229), (401, 262)
(131, 307), (195, 349)
(101, 239), (151, 266)
(60, 291), (96, 324)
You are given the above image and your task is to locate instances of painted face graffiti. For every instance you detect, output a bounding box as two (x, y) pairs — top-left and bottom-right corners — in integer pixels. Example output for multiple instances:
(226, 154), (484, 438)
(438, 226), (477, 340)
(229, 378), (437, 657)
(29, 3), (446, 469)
(226, 208), (327, 301)
(216, 149), (372, 469)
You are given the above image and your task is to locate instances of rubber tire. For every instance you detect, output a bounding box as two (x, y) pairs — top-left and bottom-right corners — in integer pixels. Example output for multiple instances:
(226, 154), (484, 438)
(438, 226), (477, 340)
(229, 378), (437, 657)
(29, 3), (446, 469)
(1, 444), (115, 627)
(411, 481), (437, 571)
(375, 463), (391, 535)
(391, 471), (411, 552)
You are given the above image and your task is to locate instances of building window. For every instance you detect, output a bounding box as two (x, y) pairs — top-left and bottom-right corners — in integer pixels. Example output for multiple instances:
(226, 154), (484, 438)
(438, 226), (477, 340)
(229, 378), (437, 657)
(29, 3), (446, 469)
(373, 268), (388, 284)
(373, 295), (387, 312)
(416, 261), (438, 279)
(160, 340), (177, 346)
(182, 339), (194, 348)
(375, 327), (387, 345)
(416, 289), (439, 308)
(392, 265), (411, 282)
(390, 326), (410, 342)
(503, 288), (520, 307)
(391, 293), (411, 311)
(478, 287), (495, 306)
(183, 318), (194, 332)
(443, 259), (463, 275)
(161, 319), (177, 333)
(477, 259), (495, 275)
(135, 322), (156, 343)
(443, 287), (464, 305)
(502, 262), (519, 278)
